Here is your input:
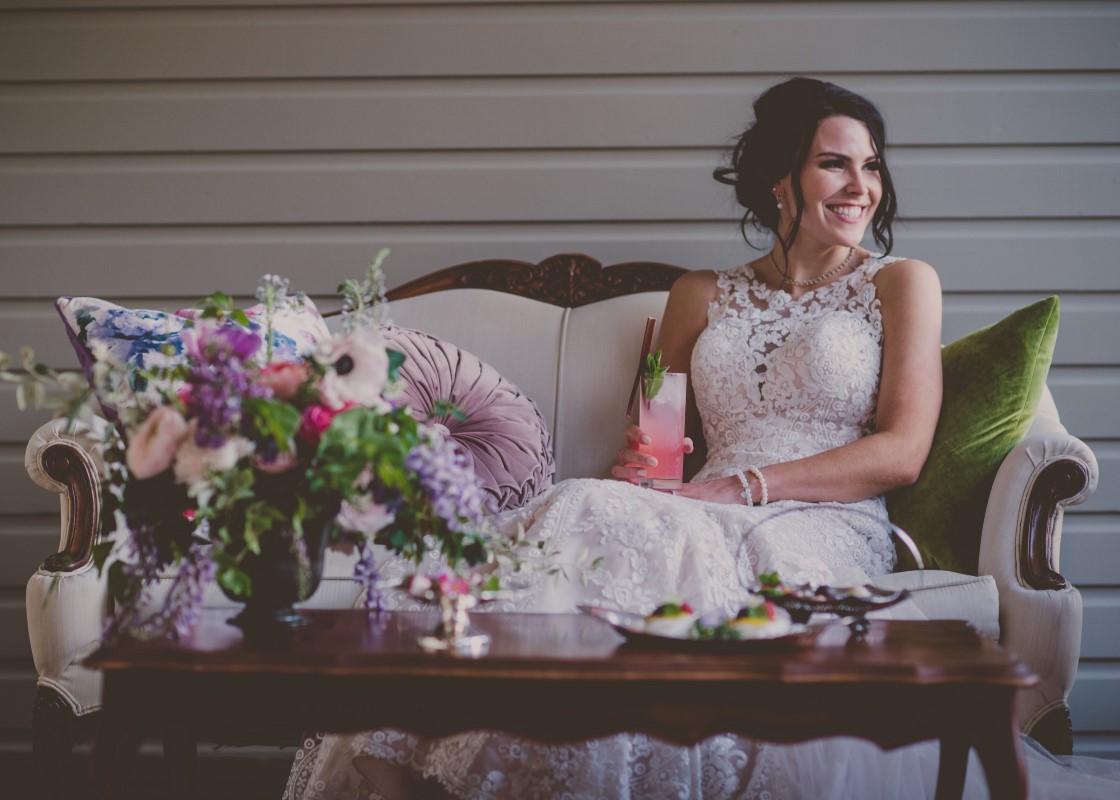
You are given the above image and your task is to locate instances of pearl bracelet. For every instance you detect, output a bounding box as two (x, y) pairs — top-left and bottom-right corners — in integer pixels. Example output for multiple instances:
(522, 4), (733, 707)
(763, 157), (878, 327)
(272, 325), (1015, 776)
(746, 465), (768, 507)
(732, 468), (753, 507)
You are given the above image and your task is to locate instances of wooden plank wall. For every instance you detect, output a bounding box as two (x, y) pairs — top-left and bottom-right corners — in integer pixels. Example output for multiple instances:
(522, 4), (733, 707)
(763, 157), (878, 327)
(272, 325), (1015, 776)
(1, 0), (1118, 760)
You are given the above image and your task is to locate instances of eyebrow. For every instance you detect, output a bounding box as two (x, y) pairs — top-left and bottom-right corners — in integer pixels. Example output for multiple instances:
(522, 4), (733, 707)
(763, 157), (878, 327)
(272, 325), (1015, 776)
(814, 151), (880, 162)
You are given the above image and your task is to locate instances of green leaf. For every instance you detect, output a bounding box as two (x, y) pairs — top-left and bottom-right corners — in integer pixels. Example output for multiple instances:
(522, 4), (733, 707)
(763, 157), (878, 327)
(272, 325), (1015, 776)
(428, 399), (467, 422)
(642, 350), (670, 401)
(387, 348), (406, 380)
(106, 560), (136, 603)
(216, 564), (252, 599)
(92, 541), (114, 572)
(213, 549), (252, 598)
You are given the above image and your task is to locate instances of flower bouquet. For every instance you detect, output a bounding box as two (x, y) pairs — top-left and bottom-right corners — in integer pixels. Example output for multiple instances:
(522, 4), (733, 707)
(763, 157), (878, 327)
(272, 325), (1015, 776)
(3, 253), (500, 639)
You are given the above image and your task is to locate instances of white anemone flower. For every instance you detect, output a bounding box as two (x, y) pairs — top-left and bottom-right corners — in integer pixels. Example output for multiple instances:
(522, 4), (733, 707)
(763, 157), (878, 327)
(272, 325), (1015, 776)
(319, 330), (390, 410)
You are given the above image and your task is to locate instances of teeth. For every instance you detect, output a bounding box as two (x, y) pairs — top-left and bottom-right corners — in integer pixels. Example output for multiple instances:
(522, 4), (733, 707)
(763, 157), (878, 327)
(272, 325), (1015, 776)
(828, 205), (862, 220)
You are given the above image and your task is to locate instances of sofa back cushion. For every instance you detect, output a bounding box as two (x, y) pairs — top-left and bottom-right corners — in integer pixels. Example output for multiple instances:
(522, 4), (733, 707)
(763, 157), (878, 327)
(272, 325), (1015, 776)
(387, 289), (671, 482)
(557, 292), (672, 481)
(390, 290), (565, 431)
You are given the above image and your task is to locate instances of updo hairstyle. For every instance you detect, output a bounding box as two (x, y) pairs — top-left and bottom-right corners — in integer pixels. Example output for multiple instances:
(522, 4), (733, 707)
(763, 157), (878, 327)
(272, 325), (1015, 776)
(714, 77), (898, 255)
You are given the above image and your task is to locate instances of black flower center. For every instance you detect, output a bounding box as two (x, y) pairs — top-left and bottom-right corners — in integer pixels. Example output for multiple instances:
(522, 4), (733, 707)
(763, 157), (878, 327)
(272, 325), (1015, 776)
(335, 355), (355, 376)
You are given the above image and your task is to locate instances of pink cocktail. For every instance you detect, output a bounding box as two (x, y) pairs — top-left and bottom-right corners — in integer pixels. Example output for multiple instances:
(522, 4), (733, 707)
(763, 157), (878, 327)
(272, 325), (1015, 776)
(638, 372), (686, 489)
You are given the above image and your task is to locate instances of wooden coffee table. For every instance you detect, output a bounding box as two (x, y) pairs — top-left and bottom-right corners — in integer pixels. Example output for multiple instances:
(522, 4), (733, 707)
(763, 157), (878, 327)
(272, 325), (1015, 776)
(86, 609), (1036, 799)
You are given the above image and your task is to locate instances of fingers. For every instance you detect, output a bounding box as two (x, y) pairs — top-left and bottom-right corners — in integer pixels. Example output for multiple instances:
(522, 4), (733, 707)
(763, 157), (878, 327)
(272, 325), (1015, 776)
(609, 463), (648, 483)
(625, 424), (651, 446)
(616, 446), (657, 469)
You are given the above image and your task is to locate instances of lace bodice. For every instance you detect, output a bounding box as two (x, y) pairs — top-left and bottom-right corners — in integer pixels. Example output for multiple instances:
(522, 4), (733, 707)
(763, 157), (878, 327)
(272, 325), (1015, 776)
(692, 254), (899, 482)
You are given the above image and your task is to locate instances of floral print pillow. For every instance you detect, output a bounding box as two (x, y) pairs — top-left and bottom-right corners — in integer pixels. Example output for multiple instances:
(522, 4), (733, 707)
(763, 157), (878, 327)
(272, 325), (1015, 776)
(56, 296), (331, 418)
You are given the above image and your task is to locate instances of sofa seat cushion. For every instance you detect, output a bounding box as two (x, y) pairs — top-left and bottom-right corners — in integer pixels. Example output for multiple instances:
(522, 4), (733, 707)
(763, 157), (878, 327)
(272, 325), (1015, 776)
(873, 570), (1000, 640)
(381, 324), (555, 511)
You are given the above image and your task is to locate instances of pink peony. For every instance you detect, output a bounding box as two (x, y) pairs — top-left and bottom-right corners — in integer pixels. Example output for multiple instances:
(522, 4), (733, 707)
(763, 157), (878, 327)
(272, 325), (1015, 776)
(126, 406), (189, 479)
(172, 422), (253, 493)
(297, 402), (355, 447)
(435, 571), (473, 598)
(259, 362), (309, 401)
(319, 331), (390, 410)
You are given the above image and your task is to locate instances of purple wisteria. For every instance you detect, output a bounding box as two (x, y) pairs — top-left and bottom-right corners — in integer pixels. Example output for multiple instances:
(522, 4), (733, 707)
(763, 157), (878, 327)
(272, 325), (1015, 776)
(103, 524), (215, 641)
(406, 430), (494, 532)
(182, 324), (268, 447)
(354, 542), (382, 612)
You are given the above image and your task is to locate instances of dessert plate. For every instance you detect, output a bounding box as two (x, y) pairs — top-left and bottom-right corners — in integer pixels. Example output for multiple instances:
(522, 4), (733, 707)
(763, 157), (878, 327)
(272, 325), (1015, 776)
(577, 605), (828, 652)
(762, 584), (909, 636)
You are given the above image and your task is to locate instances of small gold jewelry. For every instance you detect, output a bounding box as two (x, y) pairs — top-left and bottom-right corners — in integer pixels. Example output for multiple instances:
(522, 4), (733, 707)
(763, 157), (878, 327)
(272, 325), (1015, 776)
(768, 246), (856, 287)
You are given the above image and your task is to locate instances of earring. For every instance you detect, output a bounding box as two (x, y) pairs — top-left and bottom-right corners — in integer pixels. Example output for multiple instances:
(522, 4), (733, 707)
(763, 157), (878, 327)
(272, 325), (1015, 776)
(774, 192), (783, 210)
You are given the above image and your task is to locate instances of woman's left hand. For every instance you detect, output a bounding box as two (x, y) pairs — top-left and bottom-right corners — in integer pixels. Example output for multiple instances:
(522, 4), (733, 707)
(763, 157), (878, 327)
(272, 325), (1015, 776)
(669, 475), (744, 505)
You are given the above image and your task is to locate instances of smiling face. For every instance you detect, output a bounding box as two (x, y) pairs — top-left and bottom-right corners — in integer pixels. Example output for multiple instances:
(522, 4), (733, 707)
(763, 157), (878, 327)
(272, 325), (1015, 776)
(775, 114), (883, 251)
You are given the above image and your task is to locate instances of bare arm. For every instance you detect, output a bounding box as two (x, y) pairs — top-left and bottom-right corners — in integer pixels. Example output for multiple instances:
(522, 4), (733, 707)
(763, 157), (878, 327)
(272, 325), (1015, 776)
(675, 259), (943, 505)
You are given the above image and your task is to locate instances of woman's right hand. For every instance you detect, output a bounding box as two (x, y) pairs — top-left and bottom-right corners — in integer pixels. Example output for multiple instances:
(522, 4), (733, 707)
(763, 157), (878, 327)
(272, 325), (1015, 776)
(610, 425), (693, 484)
(610, 425), (657, 483)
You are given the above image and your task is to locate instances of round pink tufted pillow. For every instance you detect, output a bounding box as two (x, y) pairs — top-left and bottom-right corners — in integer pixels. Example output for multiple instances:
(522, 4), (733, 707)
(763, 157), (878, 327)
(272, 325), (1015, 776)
(380, 325), (554, 511)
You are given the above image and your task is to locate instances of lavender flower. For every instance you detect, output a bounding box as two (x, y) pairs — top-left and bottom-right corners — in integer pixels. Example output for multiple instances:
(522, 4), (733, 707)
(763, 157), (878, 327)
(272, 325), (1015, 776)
(182, 324), (268, 447)
(256, 274), (308, 363)
(338, 249), (391, 332)
(406, 428), (494, 532)
(354, 541), (382, 612)
(103, 525), (215, 641)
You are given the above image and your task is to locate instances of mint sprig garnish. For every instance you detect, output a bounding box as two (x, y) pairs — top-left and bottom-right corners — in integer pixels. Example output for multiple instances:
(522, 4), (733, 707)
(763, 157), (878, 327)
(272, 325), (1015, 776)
(642, 350), (670, 401)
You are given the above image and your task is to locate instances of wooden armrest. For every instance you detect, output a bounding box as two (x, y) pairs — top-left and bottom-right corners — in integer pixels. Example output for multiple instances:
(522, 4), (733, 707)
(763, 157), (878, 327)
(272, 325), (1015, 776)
(1020, 458), (1091, 590)
(26, 419), (106, 574)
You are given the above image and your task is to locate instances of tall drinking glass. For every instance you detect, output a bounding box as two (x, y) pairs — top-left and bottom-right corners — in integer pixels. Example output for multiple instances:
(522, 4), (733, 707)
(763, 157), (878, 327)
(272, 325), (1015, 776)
(638, 372), (686, 489)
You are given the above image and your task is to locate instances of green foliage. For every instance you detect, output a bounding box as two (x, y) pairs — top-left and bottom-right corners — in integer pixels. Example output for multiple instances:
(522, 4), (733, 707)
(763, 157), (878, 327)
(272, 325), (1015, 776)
(195, 291), (251, 328)
(214, 550), (252, 599)
(642, 350), (670, 401)
(244, 397), (301, 451)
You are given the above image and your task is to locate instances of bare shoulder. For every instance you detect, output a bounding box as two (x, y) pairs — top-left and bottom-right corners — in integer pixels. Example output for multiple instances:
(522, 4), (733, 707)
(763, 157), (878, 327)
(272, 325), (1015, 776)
(661, 269), (720, 345)
(669, 268), (720, 302)
(873, 257), (941, 297)
(873, 258), (942, 340)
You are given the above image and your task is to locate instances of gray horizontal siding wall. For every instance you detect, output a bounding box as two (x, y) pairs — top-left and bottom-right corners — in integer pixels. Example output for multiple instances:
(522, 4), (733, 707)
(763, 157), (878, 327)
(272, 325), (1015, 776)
(1, 0), (1118, 759)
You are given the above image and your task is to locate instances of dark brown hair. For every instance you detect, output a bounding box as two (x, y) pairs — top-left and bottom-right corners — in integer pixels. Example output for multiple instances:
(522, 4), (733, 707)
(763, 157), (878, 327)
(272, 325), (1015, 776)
(714, 77), (897, 255)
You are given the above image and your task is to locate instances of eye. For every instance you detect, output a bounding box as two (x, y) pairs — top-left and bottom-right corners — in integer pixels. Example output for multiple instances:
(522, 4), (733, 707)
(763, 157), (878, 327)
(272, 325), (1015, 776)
(819, 159), (844, 169)
(863, 161), (882, 172)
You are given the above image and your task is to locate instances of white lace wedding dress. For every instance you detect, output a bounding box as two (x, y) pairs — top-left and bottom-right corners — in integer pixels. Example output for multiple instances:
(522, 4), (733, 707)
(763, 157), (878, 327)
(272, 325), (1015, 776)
(284, 255), (1120, 799)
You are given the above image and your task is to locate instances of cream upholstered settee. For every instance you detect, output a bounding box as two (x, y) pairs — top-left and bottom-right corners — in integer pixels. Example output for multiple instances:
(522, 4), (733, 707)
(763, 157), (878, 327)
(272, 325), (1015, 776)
(24, 254), (1098, 784)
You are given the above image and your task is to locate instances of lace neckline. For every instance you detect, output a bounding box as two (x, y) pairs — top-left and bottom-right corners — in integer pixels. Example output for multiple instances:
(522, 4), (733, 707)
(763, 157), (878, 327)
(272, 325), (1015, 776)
(737, 253), (882, 303)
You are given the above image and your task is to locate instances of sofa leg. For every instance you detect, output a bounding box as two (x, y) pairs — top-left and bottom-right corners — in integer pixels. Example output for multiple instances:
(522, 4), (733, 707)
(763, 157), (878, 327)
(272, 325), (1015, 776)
(32, 686), (98, 800)
(1028, 704), (1073, 756)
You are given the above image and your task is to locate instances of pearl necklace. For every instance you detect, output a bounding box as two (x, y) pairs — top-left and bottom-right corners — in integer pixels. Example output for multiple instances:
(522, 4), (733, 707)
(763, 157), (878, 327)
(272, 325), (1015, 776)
(768, 246), (856, 287)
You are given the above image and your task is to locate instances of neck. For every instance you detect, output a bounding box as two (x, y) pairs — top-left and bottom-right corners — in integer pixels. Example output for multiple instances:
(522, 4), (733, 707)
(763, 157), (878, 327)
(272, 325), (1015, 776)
(768, 244), (856, 285)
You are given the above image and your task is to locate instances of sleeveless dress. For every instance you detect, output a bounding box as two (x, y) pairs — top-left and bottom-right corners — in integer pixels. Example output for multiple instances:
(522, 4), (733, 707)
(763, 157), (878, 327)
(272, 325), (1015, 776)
(283, 255), (1120, 799)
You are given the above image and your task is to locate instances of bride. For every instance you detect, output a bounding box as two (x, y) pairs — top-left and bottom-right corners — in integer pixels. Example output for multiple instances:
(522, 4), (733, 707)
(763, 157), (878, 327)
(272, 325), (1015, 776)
(284, 78), (1119, 799)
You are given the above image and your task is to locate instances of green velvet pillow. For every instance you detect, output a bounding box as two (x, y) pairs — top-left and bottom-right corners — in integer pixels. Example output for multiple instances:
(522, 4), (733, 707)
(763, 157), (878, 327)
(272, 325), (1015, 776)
(887, 296), (1059, 575)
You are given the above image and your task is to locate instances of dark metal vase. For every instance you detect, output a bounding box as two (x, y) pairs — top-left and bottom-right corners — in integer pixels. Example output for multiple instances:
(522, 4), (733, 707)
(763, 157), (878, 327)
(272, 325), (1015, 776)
(220, 522), (329, 630)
